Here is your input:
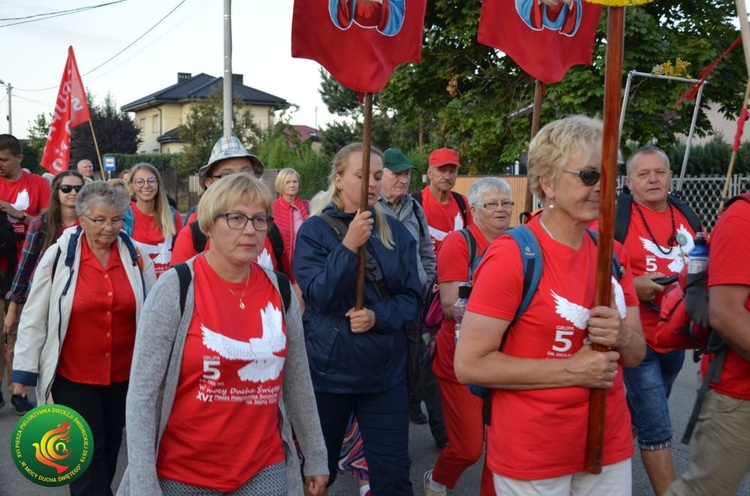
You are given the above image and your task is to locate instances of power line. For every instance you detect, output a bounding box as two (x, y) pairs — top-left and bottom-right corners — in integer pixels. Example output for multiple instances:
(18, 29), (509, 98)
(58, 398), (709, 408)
(13, 0), (189, 93)
(0, 1), (127, 27)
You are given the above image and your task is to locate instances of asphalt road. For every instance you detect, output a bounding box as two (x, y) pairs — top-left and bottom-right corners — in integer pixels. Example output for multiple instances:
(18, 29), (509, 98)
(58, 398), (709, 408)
(1, 357), (748, 495)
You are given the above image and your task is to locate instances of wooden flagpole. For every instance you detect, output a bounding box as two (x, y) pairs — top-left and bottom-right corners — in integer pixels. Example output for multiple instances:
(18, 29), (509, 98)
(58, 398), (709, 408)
(88, 121), (106, 179)
(585, 5), (625, 474)
(355, 92), (374, 310)
(524, 80), (545, 215)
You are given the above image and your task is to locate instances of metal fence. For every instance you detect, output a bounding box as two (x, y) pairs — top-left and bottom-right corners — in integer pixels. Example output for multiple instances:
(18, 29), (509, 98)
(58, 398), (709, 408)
(617, 175), (750, 232)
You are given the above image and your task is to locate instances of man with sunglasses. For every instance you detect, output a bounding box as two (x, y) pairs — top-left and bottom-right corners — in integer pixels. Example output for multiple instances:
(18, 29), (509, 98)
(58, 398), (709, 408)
(0, 134), (50, 415)
(617, 146), (704, 496)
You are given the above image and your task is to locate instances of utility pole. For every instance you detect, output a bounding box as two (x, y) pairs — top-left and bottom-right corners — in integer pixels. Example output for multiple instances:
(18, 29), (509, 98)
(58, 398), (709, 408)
(0, 80), (11, 135)
(223, 0), (233, 137)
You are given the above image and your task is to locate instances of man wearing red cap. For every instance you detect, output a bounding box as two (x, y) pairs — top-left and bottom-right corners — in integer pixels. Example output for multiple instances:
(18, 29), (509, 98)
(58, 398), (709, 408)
(412, 148), (472, 254)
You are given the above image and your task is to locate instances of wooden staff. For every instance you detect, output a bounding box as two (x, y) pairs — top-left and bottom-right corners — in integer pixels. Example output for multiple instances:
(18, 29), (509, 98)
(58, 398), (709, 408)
(585, 5), (625, 474)
(88, 120), (106, 179)
(524, 80), (545, 215)
(355, 92), (374, 310)
(719, 80), (750, 211)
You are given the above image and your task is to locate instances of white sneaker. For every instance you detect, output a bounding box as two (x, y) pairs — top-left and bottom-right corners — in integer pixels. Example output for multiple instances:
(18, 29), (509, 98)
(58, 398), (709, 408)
(423, 470), (447, 496)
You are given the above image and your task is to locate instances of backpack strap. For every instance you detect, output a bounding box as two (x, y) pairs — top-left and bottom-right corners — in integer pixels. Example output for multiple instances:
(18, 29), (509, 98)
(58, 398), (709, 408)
(267, 223), (286, 274)
(173, 263), (192, 315)
(274, 270), (292, 313)
(452, 191), (468, 225)
(614, 193), (633, 244)
(123, 205), (134, 237)
(723, 192), (750, 211)
(411, 190), (423, 206)
(189, 220), (208, 253)
(506, 225), (543, 327)
(681, 347), (727, 444)
(668, 194), (703, 234)
(585, 229), (624, 280)
(458, 229), (478, 270)
(412, 199), (427, 239)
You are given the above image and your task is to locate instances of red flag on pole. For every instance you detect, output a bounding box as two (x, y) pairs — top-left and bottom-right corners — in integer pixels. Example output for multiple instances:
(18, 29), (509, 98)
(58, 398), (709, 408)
(478, 0), (602, 84)
(292, 0), (427, 92)
(41, 46), (91, 174)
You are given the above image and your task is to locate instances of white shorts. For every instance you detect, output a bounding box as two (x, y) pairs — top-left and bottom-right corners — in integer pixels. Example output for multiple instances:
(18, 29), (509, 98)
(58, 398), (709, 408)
(493, 459), (632, 496)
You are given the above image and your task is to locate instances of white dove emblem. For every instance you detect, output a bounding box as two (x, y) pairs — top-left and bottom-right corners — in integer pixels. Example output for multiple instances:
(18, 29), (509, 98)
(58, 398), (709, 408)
(137, 241), (172, 265)
(640, 224), (694, 273)
(256, 248), (274, 270)
(552, 276), (627, 328)
(11, 189), (30, 212)
(453, 212), (464, 231)
(201, 302), (286, 382)
(552, 291), (590, 329)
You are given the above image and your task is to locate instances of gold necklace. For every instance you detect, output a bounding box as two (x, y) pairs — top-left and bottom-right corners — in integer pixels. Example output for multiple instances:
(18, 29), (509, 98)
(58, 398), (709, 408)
(206, 255), (251, 310)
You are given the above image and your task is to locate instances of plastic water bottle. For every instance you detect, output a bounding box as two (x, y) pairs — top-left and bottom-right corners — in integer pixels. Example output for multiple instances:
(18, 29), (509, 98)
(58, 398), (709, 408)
(454, 283), (471, 344)
(688, 232), (709, 274)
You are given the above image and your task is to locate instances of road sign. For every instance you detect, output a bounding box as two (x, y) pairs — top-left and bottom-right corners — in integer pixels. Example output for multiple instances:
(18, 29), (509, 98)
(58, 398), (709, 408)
(104, 156), (116, 172)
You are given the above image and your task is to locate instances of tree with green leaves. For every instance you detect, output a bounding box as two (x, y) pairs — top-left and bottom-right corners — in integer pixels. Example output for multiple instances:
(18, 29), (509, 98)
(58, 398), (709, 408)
(70, 92), (141, 166)
(319, 0), (744, 174)
(174, 87), (264, 178)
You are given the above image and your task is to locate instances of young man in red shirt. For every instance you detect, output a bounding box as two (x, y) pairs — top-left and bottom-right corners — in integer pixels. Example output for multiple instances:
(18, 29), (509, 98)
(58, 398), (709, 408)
(414, 148), (472, 254)
(0, 134), (51, 414)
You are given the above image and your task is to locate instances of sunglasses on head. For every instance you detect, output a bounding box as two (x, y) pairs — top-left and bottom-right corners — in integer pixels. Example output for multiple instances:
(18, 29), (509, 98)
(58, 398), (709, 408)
(60, 184), (83, 194)
(562, 169), (601, 186)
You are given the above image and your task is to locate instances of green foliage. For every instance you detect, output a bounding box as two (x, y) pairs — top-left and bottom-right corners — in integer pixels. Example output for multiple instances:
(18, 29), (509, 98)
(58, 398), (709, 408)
(70, 92), (141, 164)
(317, 0), (744, 174)
(175, 87), (264, 178)
(664, 137), (750, 176)
(321, 121), (357, 156)
(105, 153), (181, 174)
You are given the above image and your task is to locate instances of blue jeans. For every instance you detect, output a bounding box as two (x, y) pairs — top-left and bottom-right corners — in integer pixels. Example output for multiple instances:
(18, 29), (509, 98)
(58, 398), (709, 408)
(623, 347), (685, 450)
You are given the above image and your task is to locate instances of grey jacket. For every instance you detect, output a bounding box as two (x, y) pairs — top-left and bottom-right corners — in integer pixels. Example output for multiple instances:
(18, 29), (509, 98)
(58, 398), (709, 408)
(117, 260), (328, 495)
(378, 194), (436, 290)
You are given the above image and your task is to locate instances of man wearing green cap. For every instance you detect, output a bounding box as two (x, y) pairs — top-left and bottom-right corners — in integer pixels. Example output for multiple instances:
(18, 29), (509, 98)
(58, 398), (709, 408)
(378, 148), (447, 448)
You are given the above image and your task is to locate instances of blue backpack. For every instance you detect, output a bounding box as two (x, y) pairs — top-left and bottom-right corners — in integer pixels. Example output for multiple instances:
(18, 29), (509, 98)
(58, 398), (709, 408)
(466, 225), (624, 411)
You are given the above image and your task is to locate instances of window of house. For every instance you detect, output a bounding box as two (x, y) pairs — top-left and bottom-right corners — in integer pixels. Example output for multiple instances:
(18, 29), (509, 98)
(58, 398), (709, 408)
(152, 115), (160, 134)
(139, 118), (145, 131)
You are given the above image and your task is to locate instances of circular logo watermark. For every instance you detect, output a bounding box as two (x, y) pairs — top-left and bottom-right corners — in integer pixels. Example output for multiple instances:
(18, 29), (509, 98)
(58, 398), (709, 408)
(10, 404), (93, 487)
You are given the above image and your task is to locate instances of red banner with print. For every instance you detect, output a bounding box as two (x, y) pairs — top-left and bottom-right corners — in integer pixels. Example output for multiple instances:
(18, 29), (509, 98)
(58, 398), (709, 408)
(41, 46), (91, 174)
(478, 0), (602, 84)
(292, 0), (427, 92)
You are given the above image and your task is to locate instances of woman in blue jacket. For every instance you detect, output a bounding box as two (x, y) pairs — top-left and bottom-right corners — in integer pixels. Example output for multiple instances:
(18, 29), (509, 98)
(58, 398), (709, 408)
(293, 143), (421, 496)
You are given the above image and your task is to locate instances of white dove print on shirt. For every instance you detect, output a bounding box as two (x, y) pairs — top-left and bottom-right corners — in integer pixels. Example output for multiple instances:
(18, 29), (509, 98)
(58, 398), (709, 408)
(11, 189), (30, 212)
(201, 302), (286, 383)
(552, 276), (628, 329)
(428, 212), (465, 242)
(640, 224), (694, 273)
(138, 239), (173, 265)
(256, 247), (274, 270)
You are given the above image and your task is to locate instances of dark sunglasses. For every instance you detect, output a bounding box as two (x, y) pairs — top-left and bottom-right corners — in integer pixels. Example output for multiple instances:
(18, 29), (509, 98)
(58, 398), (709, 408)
(562, 169), (601, 186)
(60, 184), (84, 193)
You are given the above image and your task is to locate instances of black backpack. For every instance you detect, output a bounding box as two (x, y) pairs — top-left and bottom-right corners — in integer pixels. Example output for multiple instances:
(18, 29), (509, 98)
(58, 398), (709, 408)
(614, 191), (702, 244)
(0, 213), (18, 295)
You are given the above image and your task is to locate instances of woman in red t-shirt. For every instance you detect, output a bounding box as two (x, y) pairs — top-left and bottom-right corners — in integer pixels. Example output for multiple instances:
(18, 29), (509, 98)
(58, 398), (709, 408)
(423, 177), (513, 496)
(125, 163), (182, 277)
(453, 116), (646, 496)
(121, 173), (328, 496)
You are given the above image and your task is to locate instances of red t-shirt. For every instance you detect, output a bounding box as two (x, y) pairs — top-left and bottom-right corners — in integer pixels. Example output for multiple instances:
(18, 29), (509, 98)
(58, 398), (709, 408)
(433, 224), (489, 383)
(157, 256), (286, 490)
(57, 236), (137, 384)
(0, 171), (51, 269)
(467, 218), (637, 480)
(418, 187), (473, 254)
(171, 222), (279, 271)
(128, 203), (182, 278)
(618, 203), (700, 351)
(704, 199), (750, 400)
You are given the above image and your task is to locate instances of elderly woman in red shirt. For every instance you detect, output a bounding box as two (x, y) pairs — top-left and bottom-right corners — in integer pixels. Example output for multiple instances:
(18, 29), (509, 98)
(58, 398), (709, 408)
(11, 181), (156, 496)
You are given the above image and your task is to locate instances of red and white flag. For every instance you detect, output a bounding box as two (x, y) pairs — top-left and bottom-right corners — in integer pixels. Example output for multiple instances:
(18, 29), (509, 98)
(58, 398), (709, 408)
(41, 46), (91, 174)
(292, 0), (427, 93)
(478, 0), (602, 83)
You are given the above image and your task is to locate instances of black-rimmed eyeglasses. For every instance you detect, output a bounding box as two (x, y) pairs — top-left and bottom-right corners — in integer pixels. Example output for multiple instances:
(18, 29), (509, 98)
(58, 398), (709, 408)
(562, 169), (601, 186)
(217, 213), (273, 231)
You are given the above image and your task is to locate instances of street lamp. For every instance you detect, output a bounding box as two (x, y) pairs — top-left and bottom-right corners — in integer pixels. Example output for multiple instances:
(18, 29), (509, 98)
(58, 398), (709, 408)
(0, 79), (11, 135)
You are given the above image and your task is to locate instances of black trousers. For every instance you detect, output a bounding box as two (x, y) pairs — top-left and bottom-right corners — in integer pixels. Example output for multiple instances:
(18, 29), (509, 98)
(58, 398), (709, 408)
(51, 376), (128, 496)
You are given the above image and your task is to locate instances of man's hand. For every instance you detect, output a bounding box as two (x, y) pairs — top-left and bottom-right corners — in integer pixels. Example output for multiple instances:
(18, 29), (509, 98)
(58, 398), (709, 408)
(345, 307), (376, 333)
(0, 200), (23, 221)
(304, 475), (329, 496)
(634, 273), (666, 302)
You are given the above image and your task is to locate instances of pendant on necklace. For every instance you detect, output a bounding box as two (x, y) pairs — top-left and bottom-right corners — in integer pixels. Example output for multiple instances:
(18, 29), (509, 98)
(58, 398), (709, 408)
(239, 301), (246, 310)
(676, 232), (688, 247)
